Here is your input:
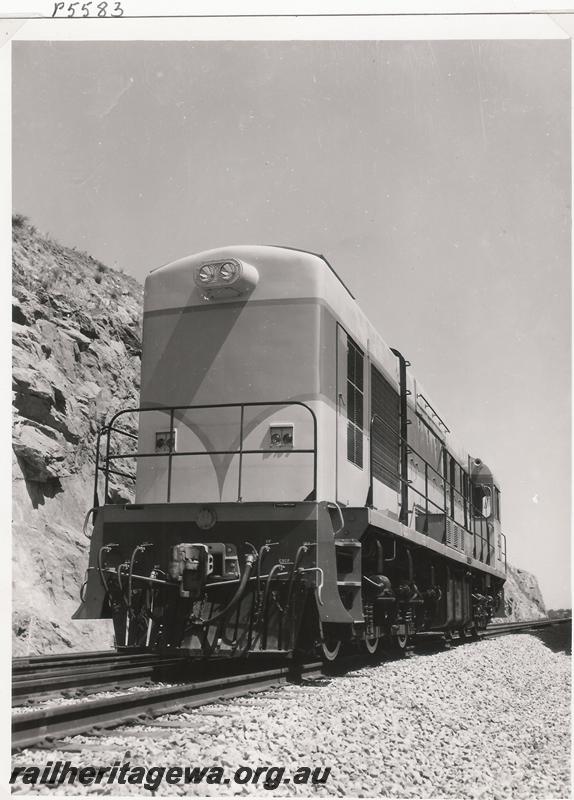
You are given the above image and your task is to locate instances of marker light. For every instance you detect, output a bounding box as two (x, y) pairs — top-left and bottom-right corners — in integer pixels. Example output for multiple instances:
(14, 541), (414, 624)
(197, 264), (217, 284)
(219, 261), (240, 282)
(269, 424), (294, 449)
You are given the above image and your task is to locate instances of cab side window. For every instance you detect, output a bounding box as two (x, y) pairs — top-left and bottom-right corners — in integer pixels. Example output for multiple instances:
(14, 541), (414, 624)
(347, 337), (364, 468)
(494, 488), (501, 521)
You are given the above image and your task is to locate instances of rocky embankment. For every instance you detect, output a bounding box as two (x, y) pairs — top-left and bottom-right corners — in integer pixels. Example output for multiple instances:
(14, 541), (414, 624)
(497, 563), (546, 622)
(12, 217), (547, 655)
(12, 215), (142, 654)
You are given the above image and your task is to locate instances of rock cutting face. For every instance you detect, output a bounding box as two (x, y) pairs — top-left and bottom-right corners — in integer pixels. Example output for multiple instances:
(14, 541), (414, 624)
(12, 216), (143, 654)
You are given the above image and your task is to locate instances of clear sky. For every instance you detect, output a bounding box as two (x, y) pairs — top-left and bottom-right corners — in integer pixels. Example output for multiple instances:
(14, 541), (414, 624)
(12, 39), (571, 607)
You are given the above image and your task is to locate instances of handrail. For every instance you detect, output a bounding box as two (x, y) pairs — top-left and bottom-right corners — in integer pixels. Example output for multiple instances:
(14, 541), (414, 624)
(93, 426), (104, 508)
(499, 530), (508, 572)
(416, 393), (451, 434)
(96, 401), (318, 507)
(369, 412), (494, 565)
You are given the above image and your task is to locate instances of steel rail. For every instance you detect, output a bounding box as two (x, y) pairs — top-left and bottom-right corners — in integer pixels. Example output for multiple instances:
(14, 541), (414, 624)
(12, 650), (178, 675)
(13, 656), (181, 685)
(484, 617), (571, 636)
(418, 617), (572, 641)
(13, 650), (138, 671)
(12, 661), (322, 751)
(414, 617), (571, 647)
(12, 655), (192, 705)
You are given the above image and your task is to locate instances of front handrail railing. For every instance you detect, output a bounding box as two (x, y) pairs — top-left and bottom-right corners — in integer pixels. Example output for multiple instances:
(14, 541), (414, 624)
(499, 530), (507, 572)
(94, 401), (502, 570)
(369, 413), (496, 567)
(95, 401), (318, 507)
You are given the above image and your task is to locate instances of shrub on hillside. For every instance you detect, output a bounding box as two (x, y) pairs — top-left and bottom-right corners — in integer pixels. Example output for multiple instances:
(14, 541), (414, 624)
(12, 213), (29, 229)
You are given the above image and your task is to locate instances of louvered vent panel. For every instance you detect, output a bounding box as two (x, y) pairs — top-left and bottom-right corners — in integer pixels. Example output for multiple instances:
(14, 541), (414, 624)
(446, 518), (465, 552)
(371, 367), (400, 491)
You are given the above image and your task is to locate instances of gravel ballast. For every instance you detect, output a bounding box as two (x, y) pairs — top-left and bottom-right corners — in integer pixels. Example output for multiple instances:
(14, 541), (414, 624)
(11, 634), (570, 798)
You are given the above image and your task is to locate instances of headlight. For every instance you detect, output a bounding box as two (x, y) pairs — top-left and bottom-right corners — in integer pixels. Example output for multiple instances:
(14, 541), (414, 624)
(197, 264), (216, 284)
(219, 261), (240, 282)
(194, 258), (258, 298)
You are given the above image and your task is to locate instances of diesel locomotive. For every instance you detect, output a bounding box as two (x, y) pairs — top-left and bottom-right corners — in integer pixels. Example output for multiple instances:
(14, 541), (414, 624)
(76, 246), (507, 659)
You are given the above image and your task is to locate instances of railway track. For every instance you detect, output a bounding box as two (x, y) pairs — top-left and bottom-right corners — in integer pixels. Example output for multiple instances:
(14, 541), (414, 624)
(13, 650), (194, 706)
(12, 659), (322, 751)
(12, 649), (303, 707)
(12, 617), (570, 752)
(484, 617), (571, 637)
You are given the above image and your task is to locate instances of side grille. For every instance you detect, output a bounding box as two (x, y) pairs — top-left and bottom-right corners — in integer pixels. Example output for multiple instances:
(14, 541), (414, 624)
(445, 518), (465, 552)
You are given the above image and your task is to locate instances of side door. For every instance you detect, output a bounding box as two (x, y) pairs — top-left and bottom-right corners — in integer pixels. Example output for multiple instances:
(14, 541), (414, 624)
(336, 324), (369, 506)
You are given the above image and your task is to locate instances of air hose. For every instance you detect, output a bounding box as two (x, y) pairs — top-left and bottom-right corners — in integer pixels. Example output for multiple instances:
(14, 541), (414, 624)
(189, 553), (256, 630)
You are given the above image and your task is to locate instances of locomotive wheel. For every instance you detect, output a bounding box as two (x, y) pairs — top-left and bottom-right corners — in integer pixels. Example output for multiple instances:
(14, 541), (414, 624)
(363, 635), (382, 656)
(321, 639), (341, 662)
(395, 632), (409, 650)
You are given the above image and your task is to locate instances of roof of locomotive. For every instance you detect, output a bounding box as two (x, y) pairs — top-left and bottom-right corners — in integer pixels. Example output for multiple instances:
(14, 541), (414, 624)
(146, 245), (494, 480)
(147, 243), (353, 297)
(264, 245), (356, 298)
(146, 243), (398, 378)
